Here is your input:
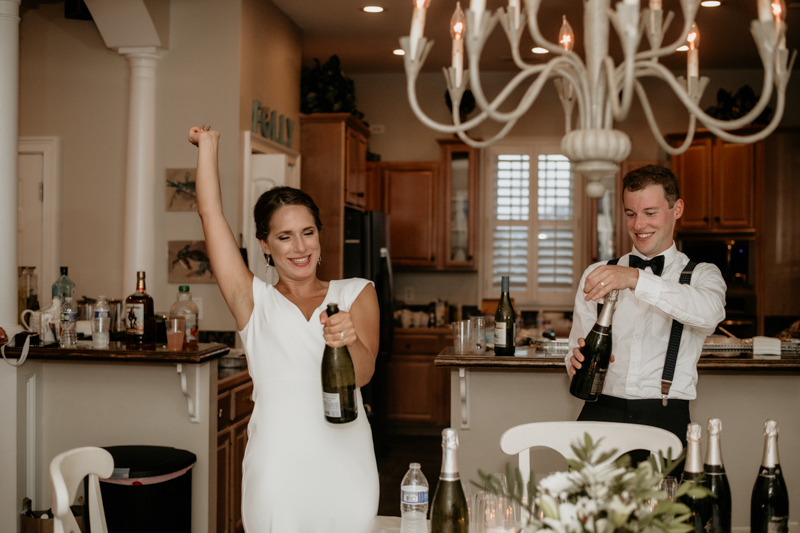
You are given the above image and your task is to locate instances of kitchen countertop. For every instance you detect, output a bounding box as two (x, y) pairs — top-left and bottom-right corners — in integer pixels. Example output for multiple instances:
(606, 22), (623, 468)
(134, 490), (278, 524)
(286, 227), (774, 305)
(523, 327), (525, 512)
(434, 347), (800, 373)
(2, 340), (230, 364)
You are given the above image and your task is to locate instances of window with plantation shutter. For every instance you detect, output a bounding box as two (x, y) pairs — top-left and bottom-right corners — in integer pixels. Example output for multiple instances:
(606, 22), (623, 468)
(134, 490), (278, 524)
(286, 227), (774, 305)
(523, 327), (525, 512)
(484, 143), (582, 307)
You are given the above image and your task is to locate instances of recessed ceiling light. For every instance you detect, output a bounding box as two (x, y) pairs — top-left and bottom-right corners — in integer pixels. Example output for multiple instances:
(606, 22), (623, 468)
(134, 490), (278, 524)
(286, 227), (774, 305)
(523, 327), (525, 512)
(676, 45), (689, 51)
(532, 47), (549, 54)
(700, 1), (721, 6)
(393, 49), (405, 56)
(363, 6), (384, 13)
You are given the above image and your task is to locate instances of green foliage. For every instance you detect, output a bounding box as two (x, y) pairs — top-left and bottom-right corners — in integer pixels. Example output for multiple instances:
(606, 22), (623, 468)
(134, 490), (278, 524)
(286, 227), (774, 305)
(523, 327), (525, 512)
(704, 85), (772, 125)
(300, 55), (365, 120)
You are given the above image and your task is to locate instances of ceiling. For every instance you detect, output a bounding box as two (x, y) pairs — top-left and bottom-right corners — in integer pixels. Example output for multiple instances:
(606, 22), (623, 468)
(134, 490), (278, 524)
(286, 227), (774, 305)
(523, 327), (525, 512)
(272, 0), (799, 74)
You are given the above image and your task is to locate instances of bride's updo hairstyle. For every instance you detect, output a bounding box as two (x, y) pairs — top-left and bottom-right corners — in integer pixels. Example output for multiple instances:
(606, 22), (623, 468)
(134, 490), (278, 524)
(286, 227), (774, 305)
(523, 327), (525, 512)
(253, 186), (323, 241)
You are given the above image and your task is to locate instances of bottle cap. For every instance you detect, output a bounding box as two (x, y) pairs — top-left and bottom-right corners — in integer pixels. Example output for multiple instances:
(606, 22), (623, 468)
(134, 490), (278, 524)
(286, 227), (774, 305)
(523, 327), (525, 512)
(442, 428), (459, 448)
(60, 267), (68, 275)
(326, 303), (339, 316)
(686, 422), (702, 442)
(179, 286), (190, 292)
(409, 462), (421, 469)
(764, 419), (779, 437)
(605, 289), (619, 302)
(707, 417), (722, 435)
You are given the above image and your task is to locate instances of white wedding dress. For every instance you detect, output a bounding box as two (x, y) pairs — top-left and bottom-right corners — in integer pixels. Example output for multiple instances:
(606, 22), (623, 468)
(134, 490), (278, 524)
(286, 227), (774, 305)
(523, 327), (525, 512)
(238, 277), (380, 532)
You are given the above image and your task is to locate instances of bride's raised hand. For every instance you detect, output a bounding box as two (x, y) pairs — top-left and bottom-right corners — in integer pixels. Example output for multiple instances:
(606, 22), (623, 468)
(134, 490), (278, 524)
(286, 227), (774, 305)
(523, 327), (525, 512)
(188, 124), (219, 146)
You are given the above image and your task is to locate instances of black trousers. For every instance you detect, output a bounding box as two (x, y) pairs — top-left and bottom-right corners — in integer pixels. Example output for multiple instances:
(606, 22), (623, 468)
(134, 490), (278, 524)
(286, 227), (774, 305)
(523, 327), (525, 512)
(577, 394), (690, 473)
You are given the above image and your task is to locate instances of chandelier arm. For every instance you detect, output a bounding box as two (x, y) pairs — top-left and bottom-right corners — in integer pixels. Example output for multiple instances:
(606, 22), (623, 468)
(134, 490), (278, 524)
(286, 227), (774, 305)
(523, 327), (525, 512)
(406, 70), (494, 134)
(634, 80), (699, 156)
(552, 67), (590, 130)
(605, 55), (636, 123)
(636, 1), (697, 61)
(699, 89), (786, 144)
(637, 62), (777, 131)
(454, 118), (522, 149)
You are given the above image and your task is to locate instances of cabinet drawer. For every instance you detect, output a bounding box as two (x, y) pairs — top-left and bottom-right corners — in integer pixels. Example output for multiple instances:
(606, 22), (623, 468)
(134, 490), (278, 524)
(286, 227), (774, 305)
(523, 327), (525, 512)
(231, 382), (254, 421)
(218, 391), (231, 431)
(393, 334), (443, 355)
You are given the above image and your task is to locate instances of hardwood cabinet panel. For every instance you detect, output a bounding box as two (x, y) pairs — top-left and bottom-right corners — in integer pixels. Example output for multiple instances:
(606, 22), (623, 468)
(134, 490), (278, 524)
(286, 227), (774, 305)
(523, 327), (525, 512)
(218, 391), (231, 431)
(232, 417), (250, 533)
(714, 140), (755, 229)
(346, 129), (367, 208)
(392, 334), (442, 355)
(675, 138), (713, 231)
(231, 381), (254, 422)
(217, 431), (232, 533)
(439, 139), (479, 269)
(383, 163), (439, 267)
(365, 161), (383, 212)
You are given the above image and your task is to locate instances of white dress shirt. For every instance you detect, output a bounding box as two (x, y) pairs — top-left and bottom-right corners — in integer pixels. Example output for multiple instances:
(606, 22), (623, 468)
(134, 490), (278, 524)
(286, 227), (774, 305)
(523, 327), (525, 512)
(566, 243), (727, 400)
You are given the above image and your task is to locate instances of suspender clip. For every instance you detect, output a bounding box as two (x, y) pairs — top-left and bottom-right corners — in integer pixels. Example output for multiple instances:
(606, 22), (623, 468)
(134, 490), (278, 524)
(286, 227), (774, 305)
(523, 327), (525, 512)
(661, 395), (668, 407)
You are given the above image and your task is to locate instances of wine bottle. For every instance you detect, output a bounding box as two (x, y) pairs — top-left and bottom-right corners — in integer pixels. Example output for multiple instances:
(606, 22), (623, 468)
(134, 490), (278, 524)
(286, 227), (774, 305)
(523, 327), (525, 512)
(320, 303), (357, 424)
(494, 276), (515, 356)
(125, 271), (156, 347)
(751, 420), (789, 533)
(569, 290), (619, 401)
(430, 428), (468, 533)
(704, 418), (732, 533)
(681, 423), (712, 533)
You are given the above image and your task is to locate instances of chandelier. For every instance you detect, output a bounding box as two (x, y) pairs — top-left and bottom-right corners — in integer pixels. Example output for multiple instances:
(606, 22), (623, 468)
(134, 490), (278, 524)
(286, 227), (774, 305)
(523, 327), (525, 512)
(402, 0), (795, 197)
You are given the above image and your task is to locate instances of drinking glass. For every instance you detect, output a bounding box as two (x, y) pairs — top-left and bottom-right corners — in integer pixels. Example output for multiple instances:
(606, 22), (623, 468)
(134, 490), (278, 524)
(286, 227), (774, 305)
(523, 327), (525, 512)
(452, 320), (472, 354)
(658, 476), (678, 501)
(470, 316), (486, 354)
(166, 317), (186, 351)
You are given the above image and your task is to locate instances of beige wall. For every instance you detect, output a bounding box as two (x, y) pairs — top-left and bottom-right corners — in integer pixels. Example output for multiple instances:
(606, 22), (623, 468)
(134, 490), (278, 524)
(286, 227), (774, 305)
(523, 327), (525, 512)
(18, 0), (302, 333)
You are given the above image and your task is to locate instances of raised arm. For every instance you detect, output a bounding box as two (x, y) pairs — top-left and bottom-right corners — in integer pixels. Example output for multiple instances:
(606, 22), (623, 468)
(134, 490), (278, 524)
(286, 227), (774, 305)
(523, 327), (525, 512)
(188, 126), (254, 330)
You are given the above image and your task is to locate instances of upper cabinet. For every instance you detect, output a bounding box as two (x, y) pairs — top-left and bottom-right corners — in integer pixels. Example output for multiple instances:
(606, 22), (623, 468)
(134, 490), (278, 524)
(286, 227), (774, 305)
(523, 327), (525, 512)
(670, 131), (759, 233)
(382, 139), (480, 271)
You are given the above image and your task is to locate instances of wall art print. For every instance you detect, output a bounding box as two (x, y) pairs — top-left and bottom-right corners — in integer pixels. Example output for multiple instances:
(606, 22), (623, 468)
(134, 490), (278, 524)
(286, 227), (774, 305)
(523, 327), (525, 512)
(166, 168), (197, 211)
(168, 240), (215, 283)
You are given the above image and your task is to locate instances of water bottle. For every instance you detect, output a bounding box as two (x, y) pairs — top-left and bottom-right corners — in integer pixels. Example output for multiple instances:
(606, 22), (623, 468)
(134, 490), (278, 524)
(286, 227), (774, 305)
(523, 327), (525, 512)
(59, 296), (78, 348)
(401, 462), (429, 533)
(92, 295), (111, 348)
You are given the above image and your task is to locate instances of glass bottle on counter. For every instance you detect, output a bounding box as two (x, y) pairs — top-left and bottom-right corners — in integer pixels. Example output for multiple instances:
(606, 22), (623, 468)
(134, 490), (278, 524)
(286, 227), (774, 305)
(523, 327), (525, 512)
(704, 418), (732, 533)
(751, 420), (789, 533)
(125, 271), (156, 347)
(569, 290), (619, 401)
(430, 428), (468, 533)
(494, 276), (515, 356)
(681, 422), (712, 533)
(320, 303), (357, 423)
(170, 286), (199, 348)
(52, 266), (75, 301)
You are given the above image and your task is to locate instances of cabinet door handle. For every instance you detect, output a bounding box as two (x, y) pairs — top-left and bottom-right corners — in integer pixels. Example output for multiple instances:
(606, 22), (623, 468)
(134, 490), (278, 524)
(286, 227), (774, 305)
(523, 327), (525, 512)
(356, 192), (365, 197)
(703, 217), (709, 222)
(714, 216), (720, 222)
(219, 408), (223, 419)
(467, 255), (473, 260)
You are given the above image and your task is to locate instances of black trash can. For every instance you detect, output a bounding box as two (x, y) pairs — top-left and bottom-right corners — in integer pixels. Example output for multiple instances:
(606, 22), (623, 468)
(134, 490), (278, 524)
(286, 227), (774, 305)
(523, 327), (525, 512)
(86, 445), (197, 533)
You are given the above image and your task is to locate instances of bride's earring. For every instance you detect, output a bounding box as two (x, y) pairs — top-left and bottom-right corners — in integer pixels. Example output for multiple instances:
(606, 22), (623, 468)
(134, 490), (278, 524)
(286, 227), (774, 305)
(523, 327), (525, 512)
(317, 256), (321, 265)
(264, 253), (273, 267)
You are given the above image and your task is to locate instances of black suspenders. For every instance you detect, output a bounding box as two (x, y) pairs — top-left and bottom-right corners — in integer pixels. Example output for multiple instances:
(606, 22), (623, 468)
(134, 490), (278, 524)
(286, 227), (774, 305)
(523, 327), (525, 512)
(596, 257), (698, 406)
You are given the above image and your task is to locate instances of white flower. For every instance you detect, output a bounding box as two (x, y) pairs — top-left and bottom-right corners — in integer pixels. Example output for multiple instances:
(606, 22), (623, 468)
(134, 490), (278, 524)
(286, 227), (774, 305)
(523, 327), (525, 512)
(539, 471), (578, 496)
(538, 494), (560, 520)
(608, 494), (637, 528)
(558, 502), (581, 533)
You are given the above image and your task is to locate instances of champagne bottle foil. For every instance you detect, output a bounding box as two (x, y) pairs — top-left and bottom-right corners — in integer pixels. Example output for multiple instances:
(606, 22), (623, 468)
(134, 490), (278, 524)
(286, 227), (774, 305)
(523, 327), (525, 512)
(761, 420), (781, 469)
(705, 418), (725, 468)
(684, 423), (704, 474)
(440, 428), (461, 481)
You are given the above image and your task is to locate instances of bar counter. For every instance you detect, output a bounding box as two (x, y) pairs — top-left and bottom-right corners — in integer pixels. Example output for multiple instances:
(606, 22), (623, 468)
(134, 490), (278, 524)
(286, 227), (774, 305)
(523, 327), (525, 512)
(436, 347), (800, 531)
(2, 340), (230, 364)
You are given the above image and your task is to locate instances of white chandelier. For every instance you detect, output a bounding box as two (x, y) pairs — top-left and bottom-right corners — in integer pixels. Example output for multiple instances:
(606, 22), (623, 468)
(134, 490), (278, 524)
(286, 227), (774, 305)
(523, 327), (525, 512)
(402, 0), (795, 197)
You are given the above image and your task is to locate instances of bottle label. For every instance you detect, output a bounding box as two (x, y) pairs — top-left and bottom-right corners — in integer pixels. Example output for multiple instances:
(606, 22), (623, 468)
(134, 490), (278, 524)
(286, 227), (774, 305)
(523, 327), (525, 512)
(184, 313), (198, 342)
(60, 312), (77, 323)
(323, 392), (342, 418)
(495, 323), (507, 347)
(401, 486), (429, 504)
(590, 367), (607, 395)
(126, 303), (144, 335)
(766, 516), (789, 533)
(94, 310), (110, 319)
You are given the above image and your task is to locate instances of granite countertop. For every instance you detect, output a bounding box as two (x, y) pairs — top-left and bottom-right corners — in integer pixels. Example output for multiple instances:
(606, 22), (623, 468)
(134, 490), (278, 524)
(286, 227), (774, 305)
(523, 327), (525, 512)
(2, 340), (230, 364)
(434, 347), (800, 373)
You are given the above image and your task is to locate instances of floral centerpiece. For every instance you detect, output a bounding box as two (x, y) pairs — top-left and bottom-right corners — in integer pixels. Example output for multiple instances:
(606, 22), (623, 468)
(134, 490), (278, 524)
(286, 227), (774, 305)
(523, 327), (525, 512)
(478, 434), (711, 533)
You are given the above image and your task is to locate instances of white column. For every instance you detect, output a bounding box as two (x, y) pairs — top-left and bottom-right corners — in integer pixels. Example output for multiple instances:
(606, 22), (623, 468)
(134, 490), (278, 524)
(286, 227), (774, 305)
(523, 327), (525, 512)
(119, 47), (160, 295)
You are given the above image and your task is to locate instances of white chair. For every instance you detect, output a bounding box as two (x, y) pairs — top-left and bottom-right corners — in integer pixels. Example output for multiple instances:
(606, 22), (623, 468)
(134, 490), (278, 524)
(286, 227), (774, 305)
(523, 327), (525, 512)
(50, 446), (114, 533)
(500, 421), (683, 496)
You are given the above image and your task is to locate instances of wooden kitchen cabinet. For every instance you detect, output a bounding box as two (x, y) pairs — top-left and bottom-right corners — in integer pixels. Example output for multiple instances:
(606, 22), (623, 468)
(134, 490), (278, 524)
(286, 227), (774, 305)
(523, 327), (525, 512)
(384, 328), (452, 432)
(439, 139), (479, 269)
(218, 370), (253, 533)
(670, 131), (759, 232)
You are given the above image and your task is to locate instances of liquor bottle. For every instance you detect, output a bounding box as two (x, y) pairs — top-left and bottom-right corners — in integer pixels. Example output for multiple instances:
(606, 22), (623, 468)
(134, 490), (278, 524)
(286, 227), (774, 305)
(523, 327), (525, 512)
(681, 423), (712, 533)
(430, 428), (468, 533)
(569, 290), (619, 401)
(320, 303), (357, 423)
(704, 418), (732, 533)
(750, 420), (789, 533)
(125, 271), (156, 347)
(494, 276), (515, 356)
(170, 286), (200, 348)
(400, 462), (429, 533)
(51, 266), (75, 301)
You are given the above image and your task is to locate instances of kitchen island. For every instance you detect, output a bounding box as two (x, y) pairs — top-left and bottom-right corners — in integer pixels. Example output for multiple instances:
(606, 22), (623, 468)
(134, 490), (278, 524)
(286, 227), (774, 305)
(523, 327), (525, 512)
(436, 348), (800, 532)
(1, 341), (229, 533)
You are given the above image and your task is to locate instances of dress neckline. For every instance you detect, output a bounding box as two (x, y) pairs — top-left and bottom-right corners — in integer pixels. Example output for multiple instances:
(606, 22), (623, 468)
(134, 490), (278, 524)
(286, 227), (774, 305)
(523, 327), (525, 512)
(273, 280), (335, 323)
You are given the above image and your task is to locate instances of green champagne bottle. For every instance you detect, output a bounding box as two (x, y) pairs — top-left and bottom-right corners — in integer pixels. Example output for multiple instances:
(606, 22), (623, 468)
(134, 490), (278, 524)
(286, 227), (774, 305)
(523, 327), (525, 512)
(494, 276), (516, 356)
(430, 428), (468, 533)
(750, 420), (789, 533)
(320, 303), (357, 424)
(569, 290), (618, 401)
(681, 423), (712, 533)
(704, 418), (732, 533)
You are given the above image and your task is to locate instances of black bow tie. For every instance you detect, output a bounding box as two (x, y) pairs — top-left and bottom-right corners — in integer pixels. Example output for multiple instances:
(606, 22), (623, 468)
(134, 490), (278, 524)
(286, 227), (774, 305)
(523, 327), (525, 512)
(629, 255), (665, 276)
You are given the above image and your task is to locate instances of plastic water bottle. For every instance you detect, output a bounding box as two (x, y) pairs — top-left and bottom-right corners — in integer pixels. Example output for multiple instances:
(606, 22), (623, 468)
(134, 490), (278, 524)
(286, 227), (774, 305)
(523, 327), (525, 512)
(92, 295), (111, 348)
(59, 296), (78, 348)
(401, 462), (429, 533)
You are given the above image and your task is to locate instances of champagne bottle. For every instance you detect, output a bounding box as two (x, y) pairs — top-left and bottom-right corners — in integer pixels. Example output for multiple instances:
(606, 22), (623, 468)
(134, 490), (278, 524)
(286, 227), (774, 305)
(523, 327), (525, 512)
(569, 290), (619, 401)
(494, 276), (515, 356)
(430, 428), (468, 533)
(704, 418), (732, 533)
(320, 303), (357, 424)
(681, 423), (712, 533)
(751, 420), (789, 533)
(125, 271), (156, 347)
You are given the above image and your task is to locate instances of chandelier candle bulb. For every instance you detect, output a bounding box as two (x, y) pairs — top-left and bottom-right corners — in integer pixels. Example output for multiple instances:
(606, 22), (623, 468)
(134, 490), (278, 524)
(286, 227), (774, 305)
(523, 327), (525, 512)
(649, 0), (662, 9)
(409, 0), (430, 59)
(758, 0), (774, 21)
(451, 2), (466, 86)
(687, 22), (700, 78)
(559, 15), (575, 51)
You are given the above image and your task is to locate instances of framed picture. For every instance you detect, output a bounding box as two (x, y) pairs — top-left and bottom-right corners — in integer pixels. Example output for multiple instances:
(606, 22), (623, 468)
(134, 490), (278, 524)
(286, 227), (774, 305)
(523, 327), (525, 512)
(166, 168), (197, 211)
(168, 241), (215, 283)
